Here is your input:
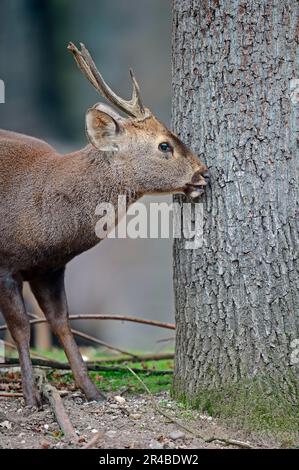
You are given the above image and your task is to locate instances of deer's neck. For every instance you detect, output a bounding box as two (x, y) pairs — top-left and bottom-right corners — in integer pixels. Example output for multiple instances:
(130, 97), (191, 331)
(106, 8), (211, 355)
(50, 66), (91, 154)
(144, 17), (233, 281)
(47, 145), (140, 256)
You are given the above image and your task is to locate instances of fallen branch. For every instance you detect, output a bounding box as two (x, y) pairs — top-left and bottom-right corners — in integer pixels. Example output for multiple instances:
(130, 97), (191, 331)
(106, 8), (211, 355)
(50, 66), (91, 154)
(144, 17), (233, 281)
(2, 357), (173, 375)
(0, 392), (23, 398)
(84, 363), (173, 375)
(203, 435), (255, 448)
(0, 314), (175, 333)
(0, 313), (174, 359)
(70, 327), (138, 359)
(2, 357), (66, 369)
(2, 340), (65, 364)
(28, 312), (138, 359)
(87, 363), (172, 375)
(90, 352), (174, 364)
(64, 314), (175, 330)
(0, 390), (69, 398)
(42, 382), (78, 443)
(34, 369), (78, 443)
(1, 327), (128, 363)
(127, 367), (255, 450)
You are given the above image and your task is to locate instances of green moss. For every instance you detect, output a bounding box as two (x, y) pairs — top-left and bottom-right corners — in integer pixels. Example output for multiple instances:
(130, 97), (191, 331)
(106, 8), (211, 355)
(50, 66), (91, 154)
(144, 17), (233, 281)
(47, 355), (174, 395)
(172, 376), (299, 443)
(90, 369), (172, 395)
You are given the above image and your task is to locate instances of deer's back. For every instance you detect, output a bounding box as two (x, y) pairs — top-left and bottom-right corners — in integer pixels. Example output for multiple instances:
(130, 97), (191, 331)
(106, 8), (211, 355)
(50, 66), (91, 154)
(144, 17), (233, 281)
(0, 128), (58, 194)
(0, 129), (68, 275)
(0, 128), (55, 159)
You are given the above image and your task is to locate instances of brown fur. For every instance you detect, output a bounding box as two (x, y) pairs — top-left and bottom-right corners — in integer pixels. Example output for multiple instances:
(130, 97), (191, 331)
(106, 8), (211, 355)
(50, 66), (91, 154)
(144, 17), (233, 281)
(0, 96), (207, 406)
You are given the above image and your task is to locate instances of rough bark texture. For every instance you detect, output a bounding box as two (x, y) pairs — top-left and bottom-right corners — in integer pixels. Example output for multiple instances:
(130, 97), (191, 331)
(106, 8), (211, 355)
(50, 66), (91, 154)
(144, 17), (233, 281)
(172, 0), (299, 400)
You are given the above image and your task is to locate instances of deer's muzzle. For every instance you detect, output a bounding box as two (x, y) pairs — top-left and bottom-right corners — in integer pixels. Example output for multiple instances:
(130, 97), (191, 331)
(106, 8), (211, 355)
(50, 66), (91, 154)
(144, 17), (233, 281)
(184, 171), (210, 198)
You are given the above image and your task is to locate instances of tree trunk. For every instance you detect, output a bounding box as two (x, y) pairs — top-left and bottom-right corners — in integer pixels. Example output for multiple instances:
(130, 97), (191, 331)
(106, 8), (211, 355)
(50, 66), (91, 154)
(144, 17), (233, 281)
(172, 0), (299, 406)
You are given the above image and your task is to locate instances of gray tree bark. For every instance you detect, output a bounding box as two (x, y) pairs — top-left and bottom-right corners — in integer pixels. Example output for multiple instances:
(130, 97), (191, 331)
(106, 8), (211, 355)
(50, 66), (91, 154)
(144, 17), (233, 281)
(172, 0), (299, 402)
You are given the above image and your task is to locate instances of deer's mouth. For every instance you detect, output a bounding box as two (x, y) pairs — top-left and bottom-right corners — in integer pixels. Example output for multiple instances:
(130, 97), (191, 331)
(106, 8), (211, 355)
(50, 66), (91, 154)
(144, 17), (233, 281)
(183, 170), (210, 198)
(184, 183), (206, 199)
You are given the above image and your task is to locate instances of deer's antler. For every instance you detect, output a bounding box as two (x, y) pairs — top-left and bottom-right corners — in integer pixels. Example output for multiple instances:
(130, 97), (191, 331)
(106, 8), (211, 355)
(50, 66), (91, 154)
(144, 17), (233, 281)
(68, 42), (146, 119)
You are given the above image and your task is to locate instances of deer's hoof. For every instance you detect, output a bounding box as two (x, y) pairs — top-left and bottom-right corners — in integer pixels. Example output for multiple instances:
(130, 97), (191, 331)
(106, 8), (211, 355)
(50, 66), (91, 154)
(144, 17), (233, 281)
(24, 394), (43, 411)
(86, 390), (106, 403)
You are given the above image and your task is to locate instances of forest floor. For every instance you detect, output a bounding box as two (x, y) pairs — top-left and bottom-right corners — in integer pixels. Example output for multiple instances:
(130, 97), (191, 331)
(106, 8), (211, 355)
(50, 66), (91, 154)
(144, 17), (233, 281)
(0, 351), (297, 449)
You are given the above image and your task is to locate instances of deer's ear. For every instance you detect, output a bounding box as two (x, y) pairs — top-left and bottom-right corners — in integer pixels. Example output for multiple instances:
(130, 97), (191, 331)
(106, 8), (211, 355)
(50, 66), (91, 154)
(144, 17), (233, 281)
(85, 105), (123, 151)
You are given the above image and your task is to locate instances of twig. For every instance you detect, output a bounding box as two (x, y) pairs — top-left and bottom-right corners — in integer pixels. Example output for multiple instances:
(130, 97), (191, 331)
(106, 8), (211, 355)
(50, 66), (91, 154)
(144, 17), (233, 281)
(87, 364), (172, 375)
(0, 392), (23, 398)
(65, 314), (175, 330)
(90, 352), (174, 364)
(156, 337), (175, 344)
(127, 367), (255, 450)
(203, 435), (255, 448)
(83, 431), (104, 449)
(27, 312), (138, 359)
(2, 357), (173, 375)
(1, 313), (174, 358)
(2, 357), (66, 369)
(84, 363), (173, 375)
(0, 314), (175, 333)
(70, 327), (138, 359)
(2, 339), (64, 363)
(0, 390), (69, 398)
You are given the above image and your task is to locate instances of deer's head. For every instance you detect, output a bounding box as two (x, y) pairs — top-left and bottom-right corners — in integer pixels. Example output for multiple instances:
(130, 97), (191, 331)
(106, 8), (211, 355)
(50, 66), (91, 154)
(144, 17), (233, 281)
(68, 43), (209, 199)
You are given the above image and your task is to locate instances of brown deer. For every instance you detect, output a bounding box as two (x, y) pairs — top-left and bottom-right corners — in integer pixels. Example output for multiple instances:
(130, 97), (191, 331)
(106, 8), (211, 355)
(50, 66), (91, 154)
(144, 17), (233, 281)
(0, 43), (208, 407)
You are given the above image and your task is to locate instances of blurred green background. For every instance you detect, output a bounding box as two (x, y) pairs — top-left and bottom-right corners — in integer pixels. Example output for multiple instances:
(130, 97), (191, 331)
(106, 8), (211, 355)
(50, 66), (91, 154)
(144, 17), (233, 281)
(0, 0), (174, 351)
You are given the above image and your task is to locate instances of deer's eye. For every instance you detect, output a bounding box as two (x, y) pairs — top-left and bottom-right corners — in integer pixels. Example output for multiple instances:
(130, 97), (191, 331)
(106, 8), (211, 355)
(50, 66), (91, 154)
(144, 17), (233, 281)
(158, 142), (173, 153)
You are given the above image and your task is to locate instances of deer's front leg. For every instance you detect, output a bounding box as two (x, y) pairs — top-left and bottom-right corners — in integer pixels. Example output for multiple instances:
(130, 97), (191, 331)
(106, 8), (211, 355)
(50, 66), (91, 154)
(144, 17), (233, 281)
(29, 268), (105, 402)
(0, 273), (41, 407)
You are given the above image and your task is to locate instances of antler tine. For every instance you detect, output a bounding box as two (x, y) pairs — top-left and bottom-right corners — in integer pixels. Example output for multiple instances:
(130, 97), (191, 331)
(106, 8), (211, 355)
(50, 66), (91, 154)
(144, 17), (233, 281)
(67, 42), (99, 90)
(129, 68), (145, 115)
(80, 43), (145, 118)
(68, 42), (145, 118)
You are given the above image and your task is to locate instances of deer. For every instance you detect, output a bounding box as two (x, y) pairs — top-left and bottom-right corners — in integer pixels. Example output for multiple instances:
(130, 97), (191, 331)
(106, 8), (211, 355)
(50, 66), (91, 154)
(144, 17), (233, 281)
(0, 43), (209, 407)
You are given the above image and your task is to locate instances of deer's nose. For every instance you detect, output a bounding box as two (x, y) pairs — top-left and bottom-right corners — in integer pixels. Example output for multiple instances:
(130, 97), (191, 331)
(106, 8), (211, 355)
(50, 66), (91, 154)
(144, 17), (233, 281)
(191, 171), (208, 186)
